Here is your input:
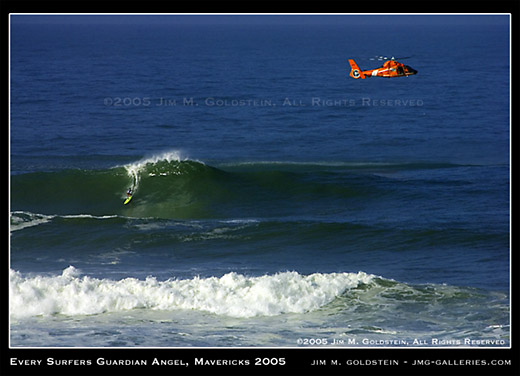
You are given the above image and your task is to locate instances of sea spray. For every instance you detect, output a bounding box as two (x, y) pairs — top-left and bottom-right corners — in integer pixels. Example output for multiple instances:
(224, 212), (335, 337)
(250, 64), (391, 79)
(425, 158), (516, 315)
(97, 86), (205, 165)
(123, 150), (198, 190)
(9, 266), (375, 319)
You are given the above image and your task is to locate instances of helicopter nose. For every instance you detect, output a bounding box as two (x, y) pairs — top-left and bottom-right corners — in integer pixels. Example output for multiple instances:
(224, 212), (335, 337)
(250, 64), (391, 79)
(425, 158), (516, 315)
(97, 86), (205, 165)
(403, 65), (417, 75)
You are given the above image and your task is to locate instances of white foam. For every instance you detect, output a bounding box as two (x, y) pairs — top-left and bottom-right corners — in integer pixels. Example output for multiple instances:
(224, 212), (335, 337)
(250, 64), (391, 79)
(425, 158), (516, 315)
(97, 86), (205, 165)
(124, 150), (186, 174)
(9, 267), (375, 320)
(10, 211), (54, 232)
(129, 150), (185, 168)
(122, 150), (194, 190)
(10, 212), (120, 232)
(220, 219), (259, 224)
(61, 214), (119, 220)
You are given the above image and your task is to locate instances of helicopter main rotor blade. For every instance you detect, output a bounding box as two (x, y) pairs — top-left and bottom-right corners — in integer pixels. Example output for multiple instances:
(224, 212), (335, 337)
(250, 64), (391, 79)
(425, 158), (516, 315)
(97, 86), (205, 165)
(369, 55), (414, 61)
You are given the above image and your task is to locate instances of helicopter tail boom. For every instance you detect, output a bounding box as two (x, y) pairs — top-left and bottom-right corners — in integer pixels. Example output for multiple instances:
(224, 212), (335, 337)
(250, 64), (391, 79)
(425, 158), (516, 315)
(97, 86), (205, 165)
(348, 59), (365, 79)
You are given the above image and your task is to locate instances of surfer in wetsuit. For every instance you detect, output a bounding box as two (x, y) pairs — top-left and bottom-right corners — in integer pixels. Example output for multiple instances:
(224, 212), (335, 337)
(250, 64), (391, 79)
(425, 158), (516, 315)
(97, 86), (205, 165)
(127, 188), (133, 197)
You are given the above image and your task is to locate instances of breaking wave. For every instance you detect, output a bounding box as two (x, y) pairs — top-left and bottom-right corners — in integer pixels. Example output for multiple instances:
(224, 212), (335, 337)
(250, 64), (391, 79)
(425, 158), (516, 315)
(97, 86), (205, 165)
(10, 265), (509, 342)
(9, 266), (375, 319)
(10, 150), (472, 220)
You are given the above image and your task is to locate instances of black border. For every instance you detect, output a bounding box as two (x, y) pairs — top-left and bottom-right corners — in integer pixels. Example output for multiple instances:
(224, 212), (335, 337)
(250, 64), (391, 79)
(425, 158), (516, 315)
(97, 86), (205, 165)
(3, 348), (520, 375)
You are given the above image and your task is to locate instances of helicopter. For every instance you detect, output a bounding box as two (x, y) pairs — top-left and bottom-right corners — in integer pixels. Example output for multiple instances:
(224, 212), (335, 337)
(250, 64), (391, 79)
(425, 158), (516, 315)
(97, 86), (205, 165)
(349, 56), (417, 79)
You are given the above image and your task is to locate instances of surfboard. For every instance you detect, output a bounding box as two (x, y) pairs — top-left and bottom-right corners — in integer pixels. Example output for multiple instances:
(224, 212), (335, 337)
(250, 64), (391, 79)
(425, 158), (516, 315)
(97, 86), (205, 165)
(124, 195), (133, 205)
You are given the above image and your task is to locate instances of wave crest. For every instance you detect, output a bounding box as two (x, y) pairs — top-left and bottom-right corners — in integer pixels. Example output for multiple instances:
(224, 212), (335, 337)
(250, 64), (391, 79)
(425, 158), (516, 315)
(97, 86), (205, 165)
(9, 267), (375, 319)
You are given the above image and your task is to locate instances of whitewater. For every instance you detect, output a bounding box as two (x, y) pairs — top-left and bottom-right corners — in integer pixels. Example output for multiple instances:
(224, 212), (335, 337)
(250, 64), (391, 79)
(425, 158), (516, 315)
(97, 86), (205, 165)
(9, 266), (375, 320)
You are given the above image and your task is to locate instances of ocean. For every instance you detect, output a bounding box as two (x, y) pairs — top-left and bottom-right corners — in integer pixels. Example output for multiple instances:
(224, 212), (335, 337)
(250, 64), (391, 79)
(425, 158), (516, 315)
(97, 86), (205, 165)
(9, 15), (510, 348)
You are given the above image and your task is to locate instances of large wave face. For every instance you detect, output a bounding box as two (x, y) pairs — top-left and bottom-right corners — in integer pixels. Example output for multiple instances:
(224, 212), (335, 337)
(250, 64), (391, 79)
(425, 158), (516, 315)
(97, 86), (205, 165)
(10, 152), (386, 220)
(11, 153), (228, 219)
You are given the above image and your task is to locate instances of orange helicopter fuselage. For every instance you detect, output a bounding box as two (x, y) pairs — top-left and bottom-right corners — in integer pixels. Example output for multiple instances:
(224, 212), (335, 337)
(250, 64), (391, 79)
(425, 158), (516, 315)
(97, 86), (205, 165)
(349, 59), (417, 79)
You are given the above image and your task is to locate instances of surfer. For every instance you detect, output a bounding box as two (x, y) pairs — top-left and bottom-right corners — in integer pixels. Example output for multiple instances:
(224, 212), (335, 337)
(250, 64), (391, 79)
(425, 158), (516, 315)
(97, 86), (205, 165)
(127, 188), (133, 197)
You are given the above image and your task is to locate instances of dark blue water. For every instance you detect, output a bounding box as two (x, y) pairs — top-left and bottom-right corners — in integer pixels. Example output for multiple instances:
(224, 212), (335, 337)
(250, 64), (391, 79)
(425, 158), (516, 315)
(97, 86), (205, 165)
(9, 16), (510, 347)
